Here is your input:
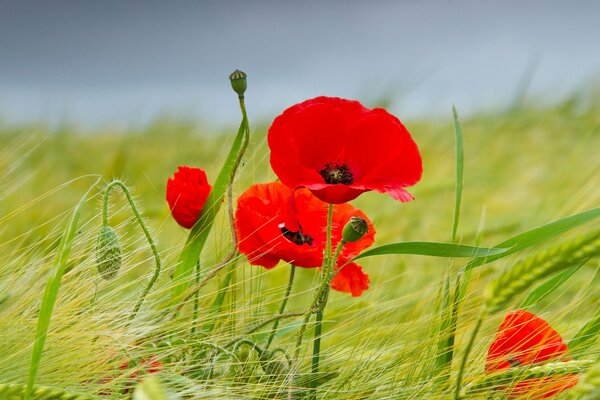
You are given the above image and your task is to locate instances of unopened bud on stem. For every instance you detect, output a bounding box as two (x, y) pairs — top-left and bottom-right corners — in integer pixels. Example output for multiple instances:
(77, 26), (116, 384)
(342, 216), (369, 243)
(95, 225), (122, 280)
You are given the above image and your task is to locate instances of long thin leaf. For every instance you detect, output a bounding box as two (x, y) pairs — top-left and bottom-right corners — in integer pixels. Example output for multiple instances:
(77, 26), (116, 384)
(520, 262), (584, 308)
(171, 117), (247, 301)
(351, 242), (508, 262)
(25, 182), (96, 400)
(464, 207), (600, 271)
(451, 106), (464, 244)
(569, 307), (600, 358)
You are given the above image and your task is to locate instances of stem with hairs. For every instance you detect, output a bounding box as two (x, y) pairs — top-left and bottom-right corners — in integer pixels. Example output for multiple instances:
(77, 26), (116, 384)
(102, 180), (161, 321)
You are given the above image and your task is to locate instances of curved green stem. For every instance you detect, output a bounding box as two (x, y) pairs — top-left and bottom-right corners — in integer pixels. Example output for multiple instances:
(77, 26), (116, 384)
(265, 264), (297, 350)
(454, 309), (487, 400)
(102, 180), (161, 321)
(191, 95), (250, 326)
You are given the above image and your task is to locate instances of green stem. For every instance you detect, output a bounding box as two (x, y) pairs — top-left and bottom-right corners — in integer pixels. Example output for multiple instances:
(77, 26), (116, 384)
(191, 261), (201, 334)
(102, 180), (161, 321)
(265, 264), (296, 350)
(190, 95), (249, 326)
(203, 257), (238, 334)
(311, 204), (335, 396)
(454, 309), (486, 400)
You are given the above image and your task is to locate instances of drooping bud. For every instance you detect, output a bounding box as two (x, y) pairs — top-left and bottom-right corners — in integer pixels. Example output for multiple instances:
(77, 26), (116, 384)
(342, 216), (369, 243)
(229, 69), (247, 98)
(95, 225), (122, 280)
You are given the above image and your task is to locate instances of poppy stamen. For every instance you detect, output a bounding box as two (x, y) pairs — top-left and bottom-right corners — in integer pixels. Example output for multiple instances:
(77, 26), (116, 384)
(320, 162), (353, 185)
(279, 224), (314, 246)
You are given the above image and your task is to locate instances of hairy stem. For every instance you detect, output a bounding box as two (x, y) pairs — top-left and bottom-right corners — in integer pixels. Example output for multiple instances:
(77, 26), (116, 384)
(102, 180), (161, 321)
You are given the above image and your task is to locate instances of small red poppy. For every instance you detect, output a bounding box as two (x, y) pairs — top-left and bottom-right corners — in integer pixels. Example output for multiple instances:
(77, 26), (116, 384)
(166, 166), (212, 229)
(486, 310), (578, 398)
(268, 96), (422, 204)
(234, 181), (375, 296)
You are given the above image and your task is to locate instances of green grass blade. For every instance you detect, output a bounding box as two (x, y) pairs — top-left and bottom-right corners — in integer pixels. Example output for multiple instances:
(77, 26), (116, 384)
(25, 181), (96, 400)
(520, 262), (584, 308)
(569, 307), (600, 358)
(171, 116), (248, 301)
(451, 106), (464, 244)
(464, 207), (600, 271)
(351, 242), (508, 262)
(432, 275), (453, 379)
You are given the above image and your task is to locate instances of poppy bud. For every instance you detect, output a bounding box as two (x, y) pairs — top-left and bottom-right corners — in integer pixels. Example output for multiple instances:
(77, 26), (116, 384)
(342, 216), (369, 243)
(229, 69), (247, 98)
(95, 225), (122, 280)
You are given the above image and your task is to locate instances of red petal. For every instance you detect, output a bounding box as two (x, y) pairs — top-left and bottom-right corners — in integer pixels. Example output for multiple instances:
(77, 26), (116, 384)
(330, 262), (370, 297)
(486, 310), (569, 373)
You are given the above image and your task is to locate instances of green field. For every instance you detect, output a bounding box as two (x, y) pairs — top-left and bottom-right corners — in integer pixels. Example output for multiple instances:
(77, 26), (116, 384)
(0, 96), (599, 399)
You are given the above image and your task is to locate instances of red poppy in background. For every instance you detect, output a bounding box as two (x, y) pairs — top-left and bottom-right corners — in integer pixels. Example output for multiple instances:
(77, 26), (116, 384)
(166, 166), (212, 229)
(234, 181), (375, 296)
(268, 96), (422, 204)
(486, 310), (578, 398)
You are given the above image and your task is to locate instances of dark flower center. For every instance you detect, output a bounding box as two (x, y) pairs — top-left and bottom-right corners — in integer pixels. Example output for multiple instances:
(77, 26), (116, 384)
(319, 162), (353, 185)
(280, 225), (314, 246)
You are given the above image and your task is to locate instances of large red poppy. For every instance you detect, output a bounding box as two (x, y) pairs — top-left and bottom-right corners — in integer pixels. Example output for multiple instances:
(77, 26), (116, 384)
(486, 310), (578, 398)
(268, 96), (422, 204)
(166, 166), (212, 229)
(234, 181), (375, 296)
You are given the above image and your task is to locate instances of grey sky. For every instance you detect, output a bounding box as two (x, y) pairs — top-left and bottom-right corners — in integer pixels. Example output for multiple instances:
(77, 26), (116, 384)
(1, 0), (599, 128)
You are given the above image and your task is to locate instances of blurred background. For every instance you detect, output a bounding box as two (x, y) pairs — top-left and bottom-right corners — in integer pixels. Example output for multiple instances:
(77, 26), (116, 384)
(1, 0), (600, 129)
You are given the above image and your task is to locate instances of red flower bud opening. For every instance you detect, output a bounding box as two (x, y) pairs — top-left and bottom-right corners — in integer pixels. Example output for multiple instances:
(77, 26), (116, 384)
(166, 166), (212, 229)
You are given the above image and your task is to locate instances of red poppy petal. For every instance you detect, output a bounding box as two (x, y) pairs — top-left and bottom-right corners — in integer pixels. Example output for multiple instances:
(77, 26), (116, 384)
(308, 185), (368, 204)
(486, 310), (569, 372)
(330, 262), (370, 297)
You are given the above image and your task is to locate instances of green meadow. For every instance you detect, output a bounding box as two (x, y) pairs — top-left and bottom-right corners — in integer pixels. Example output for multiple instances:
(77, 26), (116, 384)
(0, 94), (598, 399)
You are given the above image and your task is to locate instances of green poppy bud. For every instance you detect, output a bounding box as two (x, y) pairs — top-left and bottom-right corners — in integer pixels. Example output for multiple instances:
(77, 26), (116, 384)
(229, 69), (247, 98)
(95, 225), (122, 280)
(342, 216), (369, 243)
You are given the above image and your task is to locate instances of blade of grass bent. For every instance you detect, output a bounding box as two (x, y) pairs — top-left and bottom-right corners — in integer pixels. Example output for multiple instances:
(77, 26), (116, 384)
(464, 207), (600, 271)
(351, 242), (508, 262)
(171, 115), (248, 301)
(25, 181), (96, 400)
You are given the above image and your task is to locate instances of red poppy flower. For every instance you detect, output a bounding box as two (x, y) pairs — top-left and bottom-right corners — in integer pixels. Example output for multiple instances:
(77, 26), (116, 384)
(234, 181), (375, 296)
(166, 166), (212, 229)
(268, 96), (422, 204)
(486, 310), (578, 398)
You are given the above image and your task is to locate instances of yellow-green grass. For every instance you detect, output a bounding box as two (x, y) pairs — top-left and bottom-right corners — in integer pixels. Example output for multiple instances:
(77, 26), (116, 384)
(0, 97), (598, 399)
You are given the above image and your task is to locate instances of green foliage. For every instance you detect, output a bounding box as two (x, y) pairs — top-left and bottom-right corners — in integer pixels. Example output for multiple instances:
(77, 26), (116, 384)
(25, 181), (97, 400)
(1, 95), (599, 399)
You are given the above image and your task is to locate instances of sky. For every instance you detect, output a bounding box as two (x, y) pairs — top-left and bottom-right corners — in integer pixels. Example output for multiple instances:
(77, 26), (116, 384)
(1, 0), (600, 128)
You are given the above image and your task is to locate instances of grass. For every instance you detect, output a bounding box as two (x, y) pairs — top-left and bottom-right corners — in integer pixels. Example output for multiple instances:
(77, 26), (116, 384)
(0, 93), (599, 399)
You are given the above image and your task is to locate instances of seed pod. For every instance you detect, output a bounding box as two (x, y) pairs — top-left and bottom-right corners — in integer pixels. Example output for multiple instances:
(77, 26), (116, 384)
(342, 216), (369, 243)
(95, 225), (122, 280)
(229, 69), (247, 98)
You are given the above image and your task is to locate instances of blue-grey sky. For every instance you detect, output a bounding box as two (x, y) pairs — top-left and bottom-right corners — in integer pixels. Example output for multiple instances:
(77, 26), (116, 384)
(1, 0), (599, 128)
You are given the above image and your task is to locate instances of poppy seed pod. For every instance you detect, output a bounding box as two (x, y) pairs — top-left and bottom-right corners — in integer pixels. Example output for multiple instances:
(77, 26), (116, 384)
(229, 69), (247, 98)
(342, 216), (369, 243)
(95, 225), (122, 280)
